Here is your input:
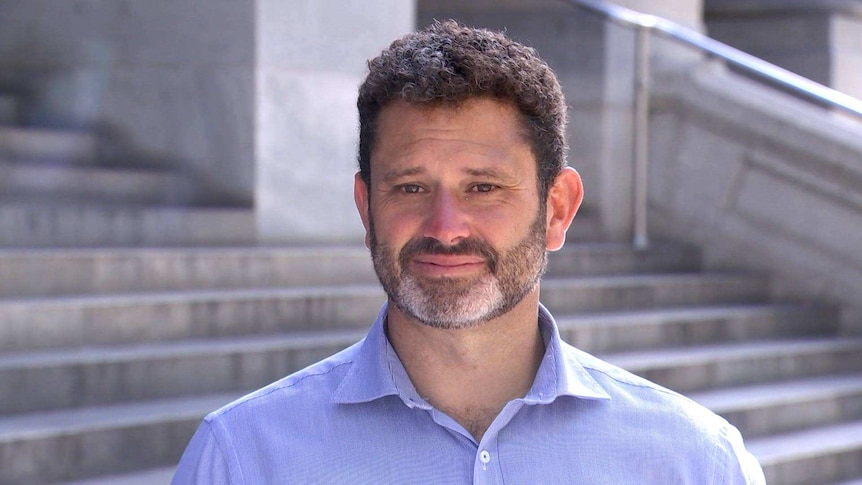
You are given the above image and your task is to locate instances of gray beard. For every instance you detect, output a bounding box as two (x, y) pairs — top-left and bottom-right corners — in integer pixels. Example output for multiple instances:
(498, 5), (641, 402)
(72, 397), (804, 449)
(369, 212), (548, 329)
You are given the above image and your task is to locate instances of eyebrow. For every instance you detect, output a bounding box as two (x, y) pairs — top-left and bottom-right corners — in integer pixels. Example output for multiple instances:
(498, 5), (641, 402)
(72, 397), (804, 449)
(380, 167), (425, 183)
(380, 166), (519, 184)
(464, 167), (515, 181)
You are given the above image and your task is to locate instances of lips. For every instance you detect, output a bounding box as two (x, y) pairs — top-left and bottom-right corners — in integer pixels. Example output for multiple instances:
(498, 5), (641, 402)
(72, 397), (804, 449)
(413, 254), (486, 266)
(398, 237), (498, 277)
(411, 254), (487, 277)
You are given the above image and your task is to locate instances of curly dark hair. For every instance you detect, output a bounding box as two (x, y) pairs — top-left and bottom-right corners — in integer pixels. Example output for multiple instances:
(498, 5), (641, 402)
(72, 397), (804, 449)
(357, 19), (568, 201)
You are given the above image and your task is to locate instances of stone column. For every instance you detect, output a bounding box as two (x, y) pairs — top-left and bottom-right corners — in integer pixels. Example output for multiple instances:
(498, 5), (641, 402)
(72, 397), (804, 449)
(255, 0), (415, 245)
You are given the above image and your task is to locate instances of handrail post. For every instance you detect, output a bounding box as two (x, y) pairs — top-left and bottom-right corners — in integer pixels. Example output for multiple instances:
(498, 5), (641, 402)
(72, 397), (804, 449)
(633, 24), (651, 250)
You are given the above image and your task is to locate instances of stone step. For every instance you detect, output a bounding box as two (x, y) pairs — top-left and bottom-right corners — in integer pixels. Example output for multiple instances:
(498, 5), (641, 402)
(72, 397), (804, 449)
(545, 241), (702, 277)
(0, 393), (236, 485)
(0, 285), (384, 352)
(748, 421), (862, 485)
(0, 304), (809, 414)
(0, 203), (255, 248)
(558, 303), (837, 354)
(0, 245), (376, 298)
(541, 272), (769, 314)
(0, 242), (697, 298)
(606, 338), (862, 393)
(690, 373), (862, 438)
(0, 95), (17, 125)
(0, 273), (768, 351)
(1, 323), (846, 416)
(561, 206), (603, 242)
(0, 126), (96, 163)
(0, 330), (364, 414)
(0, 160), (195, 205)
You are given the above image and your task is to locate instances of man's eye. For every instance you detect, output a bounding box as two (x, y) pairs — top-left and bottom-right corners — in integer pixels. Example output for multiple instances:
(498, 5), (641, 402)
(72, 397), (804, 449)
(471, 183), (496, 193)
(400, 184), (422, 194)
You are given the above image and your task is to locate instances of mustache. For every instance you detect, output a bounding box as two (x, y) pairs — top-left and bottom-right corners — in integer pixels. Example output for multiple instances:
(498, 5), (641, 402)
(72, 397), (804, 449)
(399, 237), (498, 273)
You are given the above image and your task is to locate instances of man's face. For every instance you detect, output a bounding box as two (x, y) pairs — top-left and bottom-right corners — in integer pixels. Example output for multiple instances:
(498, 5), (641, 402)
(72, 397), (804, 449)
(356, 98), (550, 329)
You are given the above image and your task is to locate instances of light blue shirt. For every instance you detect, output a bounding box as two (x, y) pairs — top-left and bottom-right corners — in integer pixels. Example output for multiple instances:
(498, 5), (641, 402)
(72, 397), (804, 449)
(173, 303), (764, 484)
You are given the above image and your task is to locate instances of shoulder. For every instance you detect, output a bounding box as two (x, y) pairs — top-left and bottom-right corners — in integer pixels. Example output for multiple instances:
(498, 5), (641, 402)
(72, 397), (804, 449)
(207, 339), (362, 425)
(562, 340), (707, 413)
(563, 341), (722, 429)
(560, 342), (764, 483)
(173, 338), (379, 483)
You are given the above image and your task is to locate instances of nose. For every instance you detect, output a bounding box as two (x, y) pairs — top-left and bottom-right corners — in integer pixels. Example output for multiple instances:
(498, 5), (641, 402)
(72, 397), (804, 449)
(422, 190), (470, 245)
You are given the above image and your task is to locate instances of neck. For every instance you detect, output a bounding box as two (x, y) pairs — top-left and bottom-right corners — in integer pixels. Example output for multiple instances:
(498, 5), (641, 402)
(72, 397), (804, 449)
(386, 289), (545, 441)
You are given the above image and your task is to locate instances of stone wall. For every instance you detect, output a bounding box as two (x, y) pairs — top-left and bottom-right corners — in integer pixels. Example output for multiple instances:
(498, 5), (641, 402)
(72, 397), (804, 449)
(648, 60), (862, 331)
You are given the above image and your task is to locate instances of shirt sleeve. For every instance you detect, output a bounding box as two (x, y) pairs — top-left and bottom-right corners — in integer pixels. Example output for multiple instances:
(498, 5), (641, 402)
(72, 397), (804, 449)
(172, 419), (237, 485)
(717, 421), (766, 485)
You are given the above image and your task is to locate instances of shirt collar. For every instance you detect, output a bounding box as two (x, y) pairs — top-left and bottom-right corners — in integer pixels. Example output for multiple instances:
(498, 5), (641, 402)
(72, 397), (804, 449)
(333, 302), (610, 406)
(333, 303), (427, 406)
(524, 304), (610, 403)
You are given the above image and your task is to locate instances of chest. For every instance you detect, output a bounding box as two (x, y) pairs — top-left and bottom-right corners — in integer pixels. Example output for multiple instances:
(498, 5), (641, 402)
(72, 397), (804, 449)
(233, 402), (713, 484)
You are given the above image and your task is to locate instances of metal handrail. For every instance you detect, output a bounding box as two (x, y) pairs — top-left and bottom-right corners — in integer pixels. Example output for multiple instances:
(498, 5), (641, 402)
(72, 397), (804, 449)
(560, 0), (862, 248)
(563, 0), (862, 119)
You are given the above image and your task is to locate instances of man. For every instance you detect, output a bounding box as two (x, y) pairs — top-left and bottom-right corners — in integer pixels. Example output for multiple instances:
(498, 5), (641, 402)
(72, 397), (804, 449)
(173, 20), (764, 483)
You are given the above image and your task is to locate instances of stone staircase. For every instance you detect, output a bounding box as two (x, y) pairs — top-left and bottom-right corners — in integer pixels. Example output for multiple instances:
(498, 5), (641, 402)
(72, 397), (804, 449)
(0, 242), (860, 484)
(0, 92), (255, 248)
(2, 91), (862, 484)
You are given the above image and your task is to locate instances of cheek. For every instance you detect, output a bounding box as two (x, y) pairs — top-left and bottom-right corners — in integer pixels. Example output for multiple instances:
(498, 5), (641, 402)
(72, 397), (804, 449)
(370, 205), (418, 243)
(475, 202), (540, 239)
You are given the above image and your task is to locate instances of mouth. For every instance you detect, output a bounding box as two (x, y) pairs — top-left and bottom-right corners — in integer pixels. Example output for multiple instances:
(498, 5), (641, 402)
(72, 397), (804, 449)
(411, 254), (487, 277)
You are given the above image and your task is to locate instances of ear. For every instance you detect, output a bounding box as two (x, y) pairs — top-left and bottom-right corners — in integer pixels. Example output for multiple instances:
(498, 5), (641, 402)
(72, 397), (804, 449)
(545, 167), (584, 251)
(354, 172), (372, 249)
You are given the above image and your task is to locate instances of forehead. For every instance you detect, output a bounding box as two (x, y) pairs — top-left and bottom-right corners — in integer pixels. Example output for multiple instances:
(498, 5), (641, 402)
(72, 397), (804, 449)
(370, 98), (533, 177)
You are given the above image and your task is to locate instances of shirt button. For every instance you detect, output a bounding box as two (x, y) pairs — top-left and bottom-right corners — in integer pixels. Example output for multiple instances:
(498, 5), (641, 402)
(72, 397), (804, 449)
(480, 450), (491, 464)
